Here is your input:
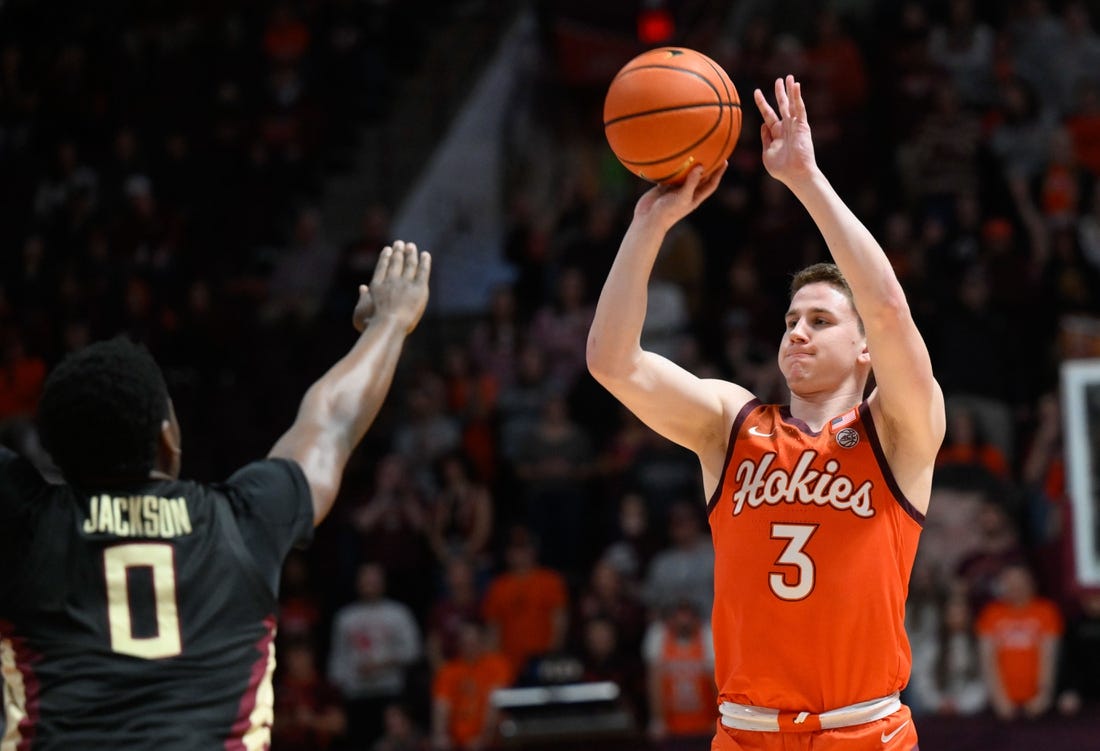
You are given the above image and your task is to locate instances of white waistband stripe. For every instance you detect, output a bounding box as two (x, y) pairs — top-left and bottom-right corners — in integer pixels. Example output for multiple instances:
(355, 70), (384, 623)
(719, 692), (902, 732)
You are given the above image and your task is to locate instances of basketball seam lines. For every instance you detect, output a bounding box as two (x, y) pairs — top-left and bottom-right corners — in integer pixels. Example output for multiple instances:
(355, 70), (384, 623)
(611, 106), (728, 169)
(603, 101), (741, 128)
(700, 55), (739, 166)
(612, 64), (720, 92)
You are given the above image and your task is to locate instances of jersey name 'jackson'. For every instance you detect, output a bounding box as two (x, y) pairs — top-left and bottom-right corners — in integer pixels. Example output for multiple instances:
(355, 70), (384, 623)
(82, 494), (193, 538)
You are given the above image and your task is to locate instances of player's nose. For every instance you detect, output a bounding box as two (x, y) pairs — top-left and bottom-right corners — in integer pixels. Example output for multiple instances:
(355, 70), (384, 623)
(787, 319), (810, 341)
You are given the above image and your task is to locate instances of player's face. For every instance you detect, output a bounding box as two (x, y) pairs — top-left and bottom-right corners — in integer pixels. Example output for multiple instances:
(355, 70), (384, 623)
(778, 283), (868, 394)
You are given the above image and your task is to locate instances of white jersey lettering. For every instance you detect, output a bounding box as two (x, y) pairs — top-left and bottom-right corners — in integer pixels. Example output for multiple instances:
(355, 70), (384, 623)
(731, 450), (875, 519)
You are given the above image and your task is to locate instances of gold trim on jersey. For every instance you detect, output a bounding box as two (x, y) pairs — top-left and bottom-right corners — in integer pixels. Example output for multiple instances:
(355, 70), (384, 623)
(1, 638), (27, 751)
(82, 495), (192, 538)
(242, 629), (277, 751)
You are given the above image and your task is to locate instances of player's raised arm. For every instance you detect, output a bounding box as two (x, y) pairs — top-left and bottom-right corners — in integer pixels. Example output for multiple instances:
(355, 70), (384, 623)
(587, 164), (754, 466)
(269, 240), (430, 525)
(755, 76), (945, 494)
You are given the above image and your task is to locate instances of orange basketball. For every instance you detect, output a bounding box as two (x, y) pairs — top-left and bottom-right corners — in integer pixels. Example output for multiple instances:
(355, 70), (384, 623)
(603, 47), (741, 185)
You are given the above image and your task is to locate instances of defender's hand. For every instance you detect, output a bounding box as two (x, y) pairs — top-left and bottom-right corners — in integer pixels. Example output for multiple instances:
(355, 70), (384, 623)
(354, 240), (431, 333)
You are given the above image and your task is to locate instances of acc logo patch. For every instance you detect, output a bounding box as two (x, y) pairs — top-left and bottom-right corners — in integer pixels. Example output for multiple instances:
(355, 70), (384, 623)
(836, 427), (860, 448)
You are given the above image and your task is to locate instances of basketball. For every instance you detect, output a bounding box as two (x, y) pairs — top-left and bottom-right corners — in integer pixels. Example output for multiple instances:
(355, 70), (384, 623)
(603, 47), (741, 185)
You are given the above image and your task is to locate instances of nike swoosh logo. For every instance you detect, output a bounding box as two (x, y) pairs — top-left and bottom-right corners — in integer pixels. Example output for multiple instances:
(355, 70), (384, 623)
(748, 426), (775, 438)
(880, 719), (910, 744)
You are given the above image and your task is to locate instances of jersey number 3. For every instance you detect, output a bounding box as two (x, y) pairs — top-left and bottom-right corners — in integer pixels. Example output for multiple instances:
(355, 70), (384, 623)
(103, 543), (183, 659)
(769, 523), (818, 601)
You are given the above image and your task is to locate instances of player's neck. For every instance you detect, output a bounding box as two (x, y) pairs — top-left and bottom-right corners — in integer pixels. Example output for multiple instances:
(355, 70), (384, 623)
(787, 389), (863, 432)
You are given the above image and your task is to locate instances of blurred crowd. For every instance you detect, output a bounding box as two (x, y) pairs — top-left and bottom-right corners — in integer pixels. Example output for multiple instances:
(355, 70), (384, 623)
(3, 1), (1100, 750)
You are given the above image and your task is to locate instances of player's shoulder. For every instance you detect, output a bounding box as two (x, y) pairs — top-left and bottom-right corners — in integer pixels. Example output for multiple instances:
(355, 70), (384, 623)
(215, 457), (310, 511)
(224, 456), (308, 489)
(703, 378), (757, 416)
(700, 379), (761, 449)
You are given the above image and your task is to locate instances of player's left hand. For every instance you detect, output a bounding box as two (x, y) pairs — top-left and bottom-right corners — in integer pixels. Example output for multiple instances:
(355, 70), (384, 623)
(754, 75), (818, 187)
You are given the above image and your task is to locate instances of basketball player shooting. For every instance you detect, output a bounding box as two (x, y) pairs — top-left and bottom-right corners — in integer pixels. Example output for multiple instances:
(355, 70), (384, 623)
(587, 75), (945, 750)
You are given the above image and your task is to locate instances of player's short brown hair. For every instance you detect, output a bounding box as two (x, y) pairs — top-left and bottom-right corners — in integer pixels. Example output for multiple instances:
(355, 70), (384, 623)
(790, 262), (864, 335)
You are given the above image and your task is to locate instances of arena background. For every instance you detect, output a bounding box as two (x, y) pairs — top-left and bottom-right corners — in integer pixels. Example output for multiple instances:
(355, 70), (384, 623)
(1, 0), (1099, 749)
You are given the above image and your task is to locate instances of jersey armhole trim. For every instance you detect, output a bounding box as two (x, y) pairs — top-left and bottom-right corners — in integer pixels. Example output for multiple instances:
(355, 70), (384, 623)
(858, 401), (925, 527)
(707, 398), (761, 516)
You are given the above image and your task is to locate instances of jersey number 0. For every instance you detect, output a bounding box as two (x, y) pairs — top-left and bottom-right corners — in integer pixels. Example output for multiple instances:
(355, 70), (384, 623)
(103, 543), (183, 659)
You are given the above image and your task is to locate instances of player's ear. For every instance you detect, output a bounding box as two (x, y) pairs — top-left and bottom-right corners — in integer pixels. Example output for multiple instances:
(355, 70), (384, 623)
(160, 421), (180, 453)
(158, 400), (182, 477)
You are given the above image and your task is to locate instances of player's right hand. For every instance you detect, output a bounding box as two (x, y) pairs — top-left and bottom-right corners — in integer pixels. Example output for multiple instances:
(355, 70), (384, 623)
(633, 161), (727, 232)
(355, 240), (431, 333)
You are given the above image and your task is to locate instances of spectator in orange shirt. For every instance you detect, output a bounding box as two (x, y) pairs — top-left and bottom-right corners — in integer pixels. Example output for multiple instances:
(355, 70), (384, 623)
(643, 599), (717, 751)
(481, 526), (568, 671)
(431, 619), (513, 751)
(976, 564), (1064, 719)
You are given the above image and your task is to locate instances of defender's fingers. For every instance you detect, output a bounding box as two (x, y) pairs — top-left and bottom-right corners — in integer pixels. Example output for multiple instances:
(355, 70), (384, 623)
(403, 242), (419, 279)
(389, 239), (406, 278)
(372, 246), (393, 286)
(415, 251), (432, 283)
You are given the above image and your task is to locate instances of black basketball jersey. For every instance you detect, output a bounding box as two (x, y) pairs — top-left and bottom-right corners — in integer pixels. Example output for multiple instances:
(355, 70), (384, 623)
(0, 446), (313, 750)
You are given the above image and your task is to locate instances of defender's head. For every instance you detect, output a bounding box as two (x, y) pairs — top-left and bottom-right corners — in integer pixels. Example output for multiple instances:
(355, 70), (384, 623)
(37, 336), (180, 485)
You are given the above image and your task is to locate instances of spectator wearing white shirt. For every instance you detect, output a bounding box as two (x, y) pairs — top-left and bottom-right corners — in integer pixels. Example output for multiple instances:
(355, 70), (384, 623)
(328, 562), (422, 748)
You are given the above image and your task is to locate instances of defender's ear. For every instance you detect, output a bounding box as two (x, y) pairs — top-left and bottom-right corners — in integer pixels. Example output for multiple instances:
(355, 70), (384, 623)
(157, 400), (182, 478)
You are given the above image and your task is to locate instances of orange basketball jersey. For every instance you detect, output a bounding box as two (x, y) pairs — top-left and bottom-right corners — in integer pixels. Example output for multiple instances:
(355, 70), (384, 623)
(659, 629), (718, 734)
(707, 400), (923, 713)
